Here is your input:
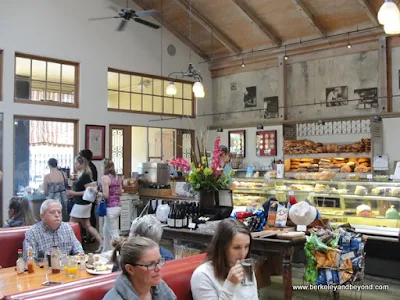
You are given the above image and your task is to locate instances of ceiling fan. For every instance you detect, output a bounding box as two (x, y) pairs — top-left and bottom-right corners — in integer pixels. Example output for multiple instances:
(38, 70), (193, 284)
(89, 0), (160, 31)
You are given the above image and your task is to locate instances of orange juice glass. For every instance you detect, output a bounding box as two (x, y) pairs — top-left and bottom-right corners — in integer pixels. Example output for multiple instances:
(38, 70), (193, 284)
(67, 257), (78, 278)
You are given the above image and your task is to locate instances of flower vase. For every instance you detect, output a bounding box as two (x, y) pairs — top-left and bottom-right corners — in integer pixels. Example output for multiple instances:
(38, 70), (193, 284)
(198, 190), (215, 210)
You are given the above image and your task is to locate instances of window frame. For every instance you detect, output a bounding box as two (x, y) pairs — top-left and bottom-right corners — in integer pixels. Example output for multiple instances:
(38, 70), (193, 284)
(14, 52), (80, 108)
(12, 115), (79, 194)
(107, 68), (196, 118)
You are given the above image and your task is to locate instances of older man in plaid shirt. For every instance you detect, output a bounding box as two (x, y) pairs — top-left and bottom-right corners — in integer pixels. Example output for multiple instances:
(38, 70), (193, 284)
(23, 199), (84, 261)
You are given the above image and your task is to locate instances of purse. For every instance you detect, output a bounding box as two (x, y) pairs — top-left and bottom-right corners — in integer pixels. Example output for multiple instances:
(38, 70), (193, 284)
(96, 199), (107, 217)
(83, 187), (97, 203)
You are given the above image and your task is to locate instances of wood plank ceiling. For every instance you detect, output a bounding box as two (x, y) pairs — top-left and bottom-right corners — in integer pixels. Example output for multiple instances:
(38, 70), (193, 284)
(129, 0), (384, 69)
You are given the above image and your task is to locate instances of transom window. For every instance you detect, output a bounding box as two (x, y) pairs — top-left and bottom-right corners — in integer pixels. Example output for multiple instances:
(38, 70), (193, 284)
(107, 69), (195, 117)
(14, 53), (79, 107)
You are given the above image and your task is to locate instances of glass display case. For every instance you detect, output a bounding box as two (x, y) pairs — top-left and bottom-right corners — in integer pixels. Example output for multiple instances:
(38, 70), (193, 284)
(232, 177), (400, 238)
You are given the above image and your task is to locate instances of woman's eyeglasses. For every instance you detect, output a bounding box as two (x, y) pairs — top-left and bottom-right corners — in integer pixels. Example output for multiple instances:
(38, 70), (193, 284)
(132, 258), (165, 271)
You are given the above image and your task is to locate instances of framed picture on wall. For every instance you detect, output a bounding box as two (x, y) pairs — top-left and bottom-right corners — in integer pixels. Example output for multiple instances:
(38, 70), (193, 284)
(228, 130), (246, 157)
(256, 130), (277, 156)
(85, 125), (106, 160)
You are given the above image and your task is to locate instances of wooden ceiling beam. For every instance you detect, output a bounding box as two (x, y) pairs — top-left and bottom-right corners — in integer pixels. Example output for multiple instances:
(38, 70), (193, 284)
(131, 0), (209, 61)
(356, 0), (380, 26)
(290, 0), (327, 37)
(231, 0), (281, 46)
(174, 0), (241, 55)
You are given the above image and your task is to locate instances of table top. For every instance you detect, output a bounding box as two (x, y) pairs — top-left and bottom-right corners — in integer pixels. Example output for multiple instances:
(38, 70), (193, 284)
(162, 227), (305, 252)
(0, 265), (94, 296)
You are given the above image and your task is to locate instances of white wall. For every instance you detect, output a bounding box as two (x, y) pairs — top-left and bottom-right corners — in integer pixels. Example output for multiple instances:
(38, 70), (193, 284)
(0, 0), (212, 220)
(207, 125), (283, 169)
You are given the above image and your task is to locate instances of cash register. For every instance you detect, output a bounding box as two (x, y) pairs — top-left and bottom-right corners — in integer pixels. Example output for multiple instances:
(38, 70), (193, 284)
(199, 189), (233, 221)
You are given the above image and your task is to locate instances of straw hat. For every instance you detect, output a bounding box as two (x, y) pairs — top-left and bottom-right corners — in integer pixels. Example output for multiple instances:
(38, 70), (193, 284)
(289, 201), (317, 226)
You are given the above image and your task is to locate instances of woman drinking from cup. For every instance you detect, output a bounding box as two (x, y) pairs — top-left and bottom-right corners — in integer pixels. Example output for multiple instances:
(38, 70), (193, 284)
(190, 218), (258, 300)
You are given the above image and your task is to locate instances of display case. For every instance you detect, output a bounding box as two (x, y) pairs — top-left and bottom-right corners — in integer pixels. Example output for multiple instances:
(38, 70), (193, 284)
(232, 177), (400, 238)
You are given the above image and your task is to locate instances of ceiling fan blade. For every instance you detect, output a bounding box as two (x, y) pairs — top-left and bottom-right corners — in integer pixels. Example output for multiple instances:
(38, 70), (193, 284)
(134, 18), (161, 29)
(88, 16), (117, 21)
(135, 9), (158, 17)
(117, 20), (128, 31)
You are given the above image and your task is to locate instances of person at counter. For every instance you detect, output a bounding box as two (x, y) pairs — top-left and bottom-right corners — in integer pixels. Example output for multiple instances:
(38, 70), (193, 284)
(67, 155), (103, 252)
(190, 218), (258, 300)
(4, 196), (37, 227)
(23, 199), (83, 261)
(101, 158), (122, 253)
(220, 145), (235, 190)
(104, 236), (176, 300)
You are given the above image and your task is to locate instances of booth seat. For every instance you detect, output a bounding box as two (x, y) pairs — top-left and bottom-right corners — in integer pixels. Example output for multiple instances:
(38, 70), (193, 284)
(0, 222), (81, 268)
(5, 253), (206, 300)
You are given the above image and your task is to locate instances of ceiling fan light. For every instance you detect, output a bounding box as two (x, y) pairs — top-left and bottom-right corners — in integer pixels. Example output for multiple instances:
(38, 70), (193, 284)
(384, 18), (400, 34)
(166, 82), (177, 95)
(192, 81), (204, 94)
(378, 0), (400, 25)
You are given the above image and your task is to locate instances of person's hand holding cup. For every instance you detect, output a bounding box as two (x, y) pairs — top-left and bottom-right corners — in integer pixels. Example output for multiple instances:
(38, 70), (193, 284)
(227, 260), (244, 285)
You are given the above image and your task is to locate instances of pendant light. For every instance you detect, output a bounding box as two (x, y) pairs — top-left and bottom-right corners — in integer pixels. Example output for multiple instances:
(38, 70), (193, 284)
(378, 0), (400, 26)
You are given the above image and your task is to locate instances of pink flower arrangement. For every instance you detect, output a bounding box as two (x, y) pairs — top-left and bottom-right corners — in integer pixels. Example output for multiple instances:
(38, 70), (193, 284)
(211, 136), (223, 175)
(167, 157), (191, 173)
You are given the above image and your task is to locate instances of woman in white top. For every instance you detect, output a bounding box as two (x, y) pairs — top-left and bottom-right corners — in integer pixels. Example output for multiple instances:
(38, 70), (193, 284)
(190, 218), (258, 300)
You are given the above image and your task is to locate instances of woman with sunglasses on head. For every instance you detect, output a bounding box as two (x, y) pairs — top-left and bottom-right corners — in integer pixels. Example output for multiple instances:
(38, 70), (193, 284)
(4, 196), (37, 227)
(103, 236), (176, 300)
(190, 218), (258, 300)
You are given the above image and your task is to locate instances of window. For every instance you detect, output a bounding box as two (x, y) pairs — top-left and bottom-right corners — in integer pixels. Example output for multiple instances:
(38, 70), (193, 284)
(14, 53), (79, 107)
(108, 69), (195, 117)
(14, 117), (77, 194)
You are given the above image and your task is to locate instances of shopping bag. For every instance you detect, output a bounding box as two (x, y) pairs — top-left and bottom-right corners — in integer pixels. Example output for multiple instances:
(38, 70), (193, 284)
(82, 187), (97, 203)
(96, 199), (107, 217)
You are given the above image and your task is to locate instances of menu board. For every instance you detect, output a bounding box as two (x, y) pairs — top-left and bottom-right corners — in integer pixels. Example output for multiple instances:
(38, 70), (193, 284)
(256, 130), (277, 156)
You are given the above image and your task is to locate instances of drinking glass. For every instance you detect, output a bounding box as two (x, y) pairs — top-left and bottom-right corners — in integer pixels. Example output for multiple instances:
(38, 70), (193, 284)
(240, 258), (254, 286)
(67, 257), (78, 278)
(60, 254), (69, 275)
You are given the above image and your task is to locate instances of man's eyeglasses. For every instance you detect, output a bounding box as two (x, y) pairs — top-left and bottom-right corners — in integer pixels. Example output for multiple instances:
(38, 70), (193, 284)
(132, 258), (165, 271)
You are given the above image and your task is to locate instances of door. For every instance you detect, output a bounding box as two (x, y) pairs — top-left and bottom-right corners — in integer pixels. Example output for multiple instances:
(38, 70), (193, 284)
(176, 129), (195, 163)
(109, 125), (131, 178)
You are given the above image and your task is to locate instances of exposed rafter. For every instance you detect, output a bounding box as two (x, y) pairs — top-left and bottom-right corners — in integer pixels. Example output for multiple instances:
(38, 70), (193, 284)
(231, 0), (281, 46)
(131, 0), (209, 60)
(174, 0), (241, 55)
(290, 0), (327, 37)
(356, 0), (379, 26)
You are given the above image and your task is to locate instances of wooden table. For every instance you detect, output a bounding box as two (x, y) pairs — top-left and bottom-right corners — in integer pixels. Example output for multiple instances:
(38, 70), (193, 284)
(162, 227), (305, 300)
(0, 266), (94, 296)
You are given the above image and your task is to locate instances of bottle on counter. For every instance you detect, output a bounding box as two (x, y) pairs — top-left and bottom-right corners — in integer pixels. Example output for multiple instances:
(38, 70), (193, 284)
(16, 249), (25, 275)
(167, 203), (175, 228)
(27, 247), (34, 274)
(50, 246), (61, 274)
(175, 203), (183, 228)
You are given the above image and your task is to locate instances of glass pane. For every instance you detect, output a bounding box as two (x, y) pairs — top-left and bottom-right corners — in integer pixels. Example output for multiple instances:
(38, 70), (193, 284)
(162, 129), (175, 161)
(16, 57), (31, 77)
(131, 127), (148, 172)
(143, 95), (152, 112)
(182, 133), (192, 162)
(174, 99), (182, 115)
(108, 72), (118, 90)
(61, 84), (74, 103)
(183, 83), (193, 99)
(183, 100), (192, 116)
(153, 79), (163, 96)
(175, 82), (183, 98)
(164, 97), (173, 114)
(47, 62), (61, 83)
(62, 64), (75, 84)
(14, 119), (75, 197)
(131, 93), (142, 111)
(32, 60), (46, 81)
(131, 75), (142, 93)
(111, 129), (124, 175)
(149, 127), (161, 159)
(142, 77), (152, 95)
(31, 81), (46, 101)
(119, 74), (130, 92)
(108, 90), (118, 109)
(46, 83), (61, 101)
(153, 96), (162, 113)
(119, 92), (130, 110)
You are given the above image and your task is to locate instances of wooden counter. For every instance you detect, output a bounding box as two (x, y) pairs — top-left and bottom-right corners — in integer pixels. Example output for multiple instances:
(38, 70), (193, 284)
(139, 194), (195, 201)
(0, 265), (94, 296)
(162, 227), (305, 300)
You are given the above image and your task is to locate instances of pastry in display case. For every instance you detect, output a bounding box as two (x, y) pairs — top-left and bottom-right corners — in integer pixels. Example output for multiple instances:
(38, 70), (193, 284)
(232, 177), (400, 238)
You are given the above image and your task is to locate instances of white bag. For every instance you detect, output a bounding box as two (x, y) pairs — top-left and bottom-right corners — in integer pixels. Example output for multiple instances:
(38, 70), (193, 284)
(82, 187), (97, 203)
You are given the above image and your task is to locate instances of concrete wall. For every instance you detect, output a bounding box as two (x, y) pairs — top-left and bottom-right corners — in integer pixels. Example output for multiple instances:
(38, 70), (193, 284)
(0, 0), (212, 221)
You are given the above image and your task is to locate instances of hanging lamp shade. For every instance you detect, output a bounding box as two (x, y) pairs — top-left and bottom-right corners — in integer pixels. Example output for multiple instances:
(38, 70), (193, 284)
(166, 82), (177, 95)
(384, 18), (400, 34)
(378, 0), (400, 25)
(195, 88), (205, 98)
(192, 81), (204, 94)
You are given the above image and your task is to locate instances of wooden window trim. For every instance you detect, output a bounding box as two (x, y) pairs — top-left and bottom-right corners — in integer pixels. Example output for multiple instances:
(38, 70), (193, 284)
(14, 52), (80, 108)
(107, 68), (196, 118)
